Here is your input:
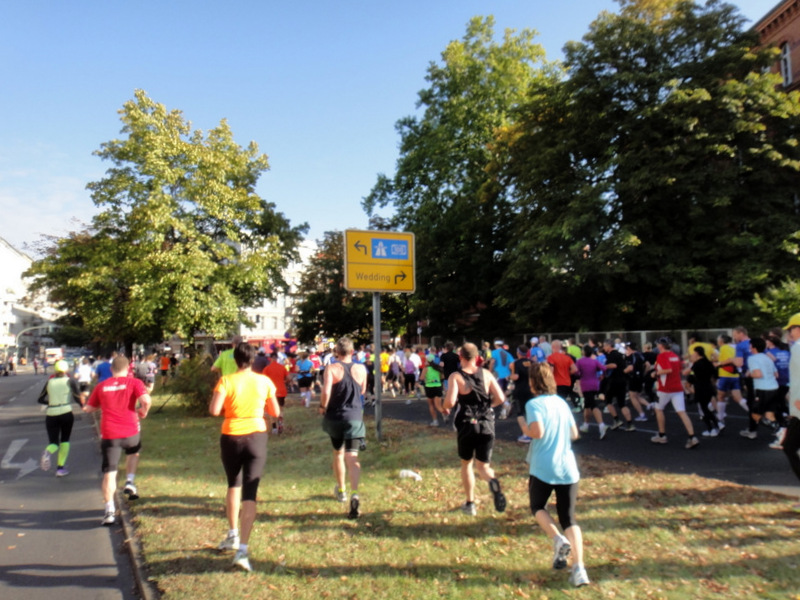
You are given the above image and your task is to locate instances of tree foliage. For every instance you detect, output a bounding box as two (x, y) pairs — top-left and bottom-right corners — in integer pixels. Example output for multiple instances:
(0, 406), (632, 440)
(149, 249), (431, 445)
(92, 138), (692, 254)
(363, 16), (556, 339)
(294, 231), (407, 344)
(26, 90), (306, 350)
(496, 0), (800, 330)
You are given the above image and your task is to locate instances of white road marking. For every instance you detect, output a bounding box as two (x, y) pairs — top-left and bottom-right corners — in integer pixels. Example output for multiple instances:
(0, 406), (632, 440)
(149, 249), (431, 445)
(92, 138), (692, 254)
(1, 438), (38, 479)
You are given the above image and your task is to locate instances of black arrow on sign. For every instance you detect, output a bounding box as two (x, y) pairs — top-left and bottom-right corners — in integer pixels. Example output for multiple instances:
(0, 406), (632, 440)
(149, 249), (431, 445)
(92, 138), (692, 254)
(354, 240), (367, 255)
(394, 271), (407, 285)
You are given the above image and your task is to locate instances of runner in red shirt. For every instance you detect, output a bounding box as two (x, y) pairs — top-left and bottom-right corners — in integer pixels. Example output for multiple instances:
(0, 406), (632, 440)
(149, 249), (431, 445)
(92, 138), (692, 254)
(84, 355), (151, 525)
(547, 340), (578, 409)
(263, 352), (290, 433)
(651, 337), (698, 449)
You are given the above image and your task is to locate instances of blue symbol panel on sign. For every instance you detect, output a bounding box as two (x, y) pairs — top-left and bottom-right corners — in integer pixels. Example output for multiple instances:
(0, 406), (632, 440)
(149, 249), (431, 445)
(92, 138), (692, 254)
(372, 239), (408, 260)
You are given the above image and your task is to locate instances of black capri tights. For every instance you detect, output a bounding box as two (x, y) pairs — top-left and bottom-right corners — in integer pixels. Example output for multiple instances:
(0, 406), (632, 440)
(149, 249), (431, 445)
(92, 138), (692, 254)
(529, 475), (578, 530)
(45, 411), (74, 445)
(220, 432), (268, 502)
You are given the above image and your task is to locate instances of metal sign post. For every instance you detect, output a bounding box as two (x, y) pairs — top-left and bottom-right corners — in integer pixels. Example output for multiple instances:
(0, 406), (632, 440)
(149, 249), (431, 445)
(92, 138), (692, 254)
(372, 292), (382, 440)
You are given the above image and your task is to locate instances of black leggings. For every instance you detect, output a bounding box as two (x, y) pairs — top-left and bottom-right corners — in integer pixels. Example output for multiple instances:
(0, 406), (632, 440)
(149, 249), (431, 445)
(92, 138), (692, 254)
(695, 386), (719, 431)
(220, 432), (268, 502)
(45, 412), (74, 445)
(529, 475), (578, 530)
(404, 373), (416, 394)
(783, 417), (800, 482)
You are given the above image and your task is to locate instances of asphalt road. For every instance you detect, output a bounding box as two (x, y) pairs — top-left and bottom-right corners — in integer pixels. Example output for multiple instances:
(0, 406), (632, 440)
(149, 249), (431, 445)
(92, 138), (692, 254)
(0, 371), (138, 600)
(374, 391), (800, 499)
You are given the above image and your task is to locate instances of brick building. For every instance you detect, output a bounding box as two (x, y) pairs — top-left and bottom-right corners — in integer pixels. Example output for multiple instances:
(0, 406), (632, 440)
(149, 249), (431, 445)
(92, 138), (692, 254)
(755, 0), (800, 91)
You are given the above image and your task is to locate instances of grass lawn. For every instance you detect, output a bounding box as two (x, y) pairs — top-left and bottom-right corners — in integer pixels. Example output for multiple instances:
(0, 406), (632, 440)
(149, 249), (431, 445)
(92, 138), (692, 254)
(130, 396), (800, 600)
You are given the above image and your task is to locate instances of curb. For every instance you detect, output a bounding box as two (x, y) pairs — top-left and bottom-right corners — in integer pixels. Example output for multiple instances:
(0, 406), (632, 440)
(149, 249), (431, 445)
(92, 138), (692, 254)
(89, 412), (159, 600)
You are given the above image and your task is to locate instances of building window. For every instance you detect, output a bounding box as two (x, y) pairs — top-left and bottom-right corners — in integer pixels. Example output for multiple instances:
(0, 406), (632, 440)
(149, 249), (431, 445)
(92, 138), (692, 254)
(780, 42), (792, 87)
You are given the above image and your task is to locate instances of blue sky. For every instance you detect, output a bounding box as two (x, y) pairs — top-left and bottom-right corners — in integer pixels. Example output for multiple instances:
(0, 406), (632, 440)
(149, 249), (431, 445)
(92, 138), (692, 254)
(0, 0), (778, 255)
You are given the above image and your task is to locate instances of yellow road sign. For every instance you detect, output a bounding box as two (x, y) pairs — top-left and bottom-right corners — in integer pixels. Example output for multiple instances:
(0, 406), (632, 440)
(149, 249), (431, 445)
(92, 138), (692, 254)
(344, 229), (415, 293)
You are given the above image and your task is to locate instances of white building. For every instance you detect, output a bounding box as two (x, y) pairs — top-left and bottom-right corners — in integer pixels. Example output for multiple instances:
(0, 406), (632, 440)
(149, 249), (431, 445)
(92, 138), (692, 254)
(0, 237), (61, 361)
(239, 241), (315, 349)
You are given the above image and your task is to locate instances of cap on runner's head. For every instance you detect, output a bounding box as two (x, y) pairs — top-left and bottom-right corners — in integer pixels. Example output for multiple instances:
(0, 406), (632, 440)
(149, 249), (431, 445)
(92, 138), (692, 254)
(54, 360), (69, 373)
(494, 340), (504, 346)
(783, 313), (800, 330)
(656, 336), (672, 347)
(530, 337), (539, 345)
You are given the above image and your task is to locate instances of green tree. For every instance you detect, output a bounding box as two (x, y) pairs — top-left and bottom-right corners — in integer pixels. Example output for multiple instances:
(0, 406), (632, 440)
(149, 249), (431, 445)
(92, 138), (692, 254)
(294, 231), (406, 344)
(498, 0), (800, 330)
(363, 16), (556, 339)
(27, 90), (306, 352)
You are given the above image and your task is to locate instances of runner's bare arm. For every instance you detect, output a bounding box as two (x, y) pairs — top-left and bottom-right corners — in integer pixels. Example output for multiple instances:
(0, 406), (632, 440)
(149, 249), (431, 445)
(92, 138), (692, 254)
(442, 373), (460, 413)
(209, 390), (225, 416)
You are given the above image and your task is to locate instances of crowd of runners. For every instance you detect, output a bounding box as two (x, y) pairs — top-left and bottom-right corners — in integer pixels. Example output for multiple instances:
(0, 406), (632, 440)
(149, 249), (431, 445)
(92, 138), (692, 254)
(26, 316), (800, 586)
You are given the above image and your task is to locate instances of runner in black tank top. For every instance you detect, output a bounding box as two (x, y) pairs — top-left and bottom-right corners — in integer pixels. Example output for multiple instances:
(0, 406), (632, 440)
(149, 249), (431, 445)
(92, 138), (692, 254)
(442, 343), (507, 516)
(320, 337), (367, 519)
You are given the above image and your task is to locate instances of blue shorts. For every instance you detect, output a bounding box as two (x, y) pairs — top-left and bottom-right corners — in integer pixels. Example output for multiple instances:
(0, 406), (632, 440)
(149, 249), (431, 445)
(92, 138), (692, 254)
(717, 377), (740, 393)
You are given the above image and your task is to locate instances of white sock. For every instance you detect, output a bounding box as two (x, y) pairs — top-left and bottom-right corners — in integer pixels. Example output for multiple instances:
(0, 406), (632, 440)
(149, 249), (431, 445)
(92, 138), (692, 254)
(228, 528), (239, 538)
(126, 474), (135, 484)
(105, 501), (115, 512)
(238, 543), (248, 554)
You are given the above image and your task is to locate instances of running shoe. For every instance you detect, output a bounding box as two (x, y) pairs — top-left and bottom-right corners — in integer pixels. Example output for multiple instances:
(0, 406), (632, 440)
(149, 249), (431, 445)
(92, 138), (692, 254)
(405, 398), (412, 405)
(650, 434), (668, 444)
(218, 532), (240, 551)
(40, 449), (51, 472)
(460, 502), (477, 516)
(599, 423), (609, 440)
(579, 423), (590, 434)
(123, 482), (139, 500)
(277, 417), (284, 434)
(685, 437), (700, 449)
(429, 419), (439, 427)
(517, 435), (532, 443)
(610, 420), (623, 430)
(552, 535), (571, 570)
(623, 423), (636, 432)
(348, 494), (361, 519)
(769, 439), (784, 450)
(702, 428), (719, 438)
(488, 478), (506, 513)
(634, 413), (648, 422)
(773, 427), (787, 444)
(232, 549), (252, 572)
(569, 565), (590, 587)
(739, 429), (757, 440)
(55, 467), (69, 477)
(334, 486), (347, 502)
(102, 510), (116, 526)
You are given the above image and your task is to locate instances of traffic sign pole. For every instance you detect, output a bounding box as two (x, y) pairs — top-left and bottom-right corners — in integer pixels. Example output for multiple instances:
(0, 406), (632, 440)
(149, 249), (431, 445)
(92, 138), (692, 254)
(372, 292), (382, 441)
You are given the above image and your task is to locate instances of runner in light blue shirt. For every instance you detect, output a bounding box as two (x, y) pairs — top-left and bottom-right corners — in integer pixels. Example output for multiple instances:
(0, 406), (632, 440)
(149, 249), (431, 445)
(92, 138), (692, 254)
(521, 362), (589, 588)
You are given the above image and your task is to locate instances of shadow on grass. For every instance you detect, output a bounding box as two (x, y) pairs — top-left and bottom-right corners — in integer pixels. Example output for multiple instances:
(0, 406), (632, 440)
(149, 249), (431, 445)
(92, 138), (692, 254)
(582, 484), (790, 509)
(145, 550), (800, 592)
(146, 552), (567, 590)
